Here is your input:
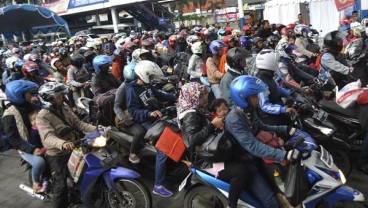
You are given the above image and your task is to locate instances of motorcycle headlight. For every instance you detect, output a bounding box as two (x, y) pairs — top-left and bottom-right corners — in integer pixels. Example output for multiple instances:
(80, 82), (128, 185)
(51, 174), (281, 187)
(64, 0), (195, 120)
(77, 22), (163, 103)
(89, 135), (107, 147)
(338, 169), (346, 184)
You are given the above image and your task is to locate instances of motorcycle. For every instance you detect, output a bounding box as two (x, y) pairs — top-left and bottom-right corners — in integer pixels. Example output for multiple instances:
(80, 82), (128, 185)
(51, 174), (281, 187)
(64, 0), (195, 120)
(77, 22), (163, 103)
(20, 130), (152, 208)
(177, 137), (366, 208)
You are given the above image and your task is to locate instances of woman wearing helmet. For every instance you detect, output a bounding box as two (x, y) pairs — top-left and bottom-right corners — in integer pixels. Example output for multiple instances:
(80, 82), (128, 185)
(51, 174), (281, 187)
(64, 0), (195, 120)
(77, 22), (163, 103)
(36, 82), (95, 208)
(294, 24), (318, 64)
(2, 80), (45, 193)
(50, 58), (67, 84)
(318, 31), (350, 90)
(220, 47), (251, 108)
(187, 42), (204, 83)
(67, 54), (92, 104)
(226, 75), (303, 208)
(91, 55), (121, 96)
(255, 49), (296, 126)
(22, 61), (45, 86)
(125, 60), (176, 197)
(111, 49), (127, 81)
(207, 40), (226, 99)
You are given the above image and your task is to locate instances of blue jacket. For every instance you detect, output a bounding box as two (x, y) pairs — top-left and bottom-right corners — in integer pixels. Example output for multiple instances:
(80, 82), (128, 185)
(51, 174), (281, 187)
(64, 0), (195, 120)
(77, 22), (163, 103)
(126, 81), (176, 123)
(225, 107), (286, 162)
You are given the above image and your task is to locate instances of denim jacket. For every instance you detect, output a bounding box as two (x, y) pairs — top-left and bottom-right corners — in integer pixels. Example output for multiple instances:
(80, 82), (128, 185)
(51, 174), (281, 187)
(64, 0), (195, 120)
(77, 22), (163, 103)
(225, 107), (286, 162)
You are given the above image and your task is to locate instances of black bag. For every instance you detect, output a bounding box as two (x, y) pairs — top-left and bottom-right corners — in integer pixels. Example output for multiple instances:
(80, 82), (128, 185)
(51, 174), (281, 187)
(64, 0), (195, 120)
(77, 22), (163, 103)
(284, 161), (309, 206)
(92, 89), (117, 126)
(198, 131), (234, 162)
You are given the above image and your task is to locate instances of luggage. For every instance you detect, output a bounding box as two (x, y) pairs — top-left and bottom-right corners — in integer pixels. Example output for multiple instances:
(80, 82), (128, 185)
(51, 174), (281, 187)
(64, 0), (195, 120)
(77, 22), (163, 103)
(92, 89), (117, 126)
(155, 126), (186, 162)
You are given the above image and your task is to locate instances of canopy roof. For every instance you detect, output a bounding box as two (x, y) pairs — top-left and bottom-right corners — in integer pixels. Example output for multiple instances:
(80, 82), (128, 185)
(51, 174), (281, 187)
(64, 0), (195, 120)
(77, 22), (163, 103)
(0, 4), (71, 38)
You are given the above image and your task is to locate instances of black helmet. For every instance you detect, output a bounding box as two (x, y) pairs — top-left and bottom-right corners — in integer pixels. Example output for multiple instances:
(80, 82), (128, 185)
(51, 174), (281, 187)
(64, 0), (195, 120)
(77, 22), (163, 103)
(324, 30), (345, 52)
(267, 35), (280, 49)
(226, 47), (251, 69)
(70, 54), (85, 68)
(345, 38), (367, 64)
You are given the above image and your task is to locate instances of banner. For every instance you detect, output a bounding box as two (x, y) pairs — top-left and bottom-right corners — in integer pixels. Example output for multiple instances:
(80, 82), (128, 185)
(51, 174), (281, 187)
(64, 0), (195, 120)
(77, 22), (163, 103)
(42, 0), (70, 14)
(68, 0), (108, 9)
(334, 0), (355, 11)
(215, 13), (238, 23)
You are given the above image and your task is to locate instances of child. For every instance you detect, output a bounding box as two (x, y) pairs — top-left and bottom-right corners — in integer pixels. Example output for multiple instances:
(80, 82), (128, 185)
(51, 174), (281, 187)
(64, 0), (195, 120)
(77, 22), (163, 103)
(29, 110), (48, 193)
(209, 98), (229, 130)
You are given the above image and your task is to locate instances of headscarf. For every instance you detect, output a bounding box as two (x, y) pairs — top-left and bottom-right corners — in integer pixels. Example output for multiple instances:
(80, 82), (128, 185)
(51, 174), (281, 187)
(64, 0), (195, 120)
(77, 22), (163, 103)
(177, 82), (205, 124)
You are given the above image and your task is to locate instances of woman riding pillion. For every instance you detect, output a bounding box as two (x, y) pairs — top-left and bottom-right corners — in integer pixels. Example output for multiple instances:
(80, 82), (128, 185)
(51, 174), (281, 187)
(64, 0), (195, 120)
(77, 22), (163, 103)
(36, 82), (96, 208)
(2, 80), (45, 193)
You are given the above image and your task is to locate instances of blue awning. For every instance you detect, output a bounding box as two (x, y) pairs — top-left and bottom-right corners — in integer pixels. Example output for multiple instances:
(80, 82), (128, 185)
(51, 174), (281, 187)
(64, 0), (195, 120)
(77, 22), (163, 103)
(0, 4), (71, 38)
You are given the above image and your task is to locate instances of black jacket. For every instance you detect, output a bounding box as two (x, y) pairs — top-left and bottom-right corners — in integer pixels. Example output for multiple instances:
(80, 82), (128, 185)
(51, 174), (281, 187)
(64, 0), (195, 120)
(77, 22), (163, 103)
(257, 28), (273, 39)
(91, 73), (122, 96)
(348, 60), (368, 87)
(256, 69), (283, 105)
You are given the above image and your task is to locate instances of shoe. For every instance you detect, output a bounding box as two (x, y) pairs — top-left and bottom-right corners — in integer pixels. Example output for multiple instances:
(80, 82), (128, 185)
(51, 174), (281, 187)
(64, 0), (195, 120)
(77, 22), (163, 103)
(39, 181), (48, 193)
(129, 153), (140, 164)
(153, 185), (173, 197)
(32, 182), (42, 193)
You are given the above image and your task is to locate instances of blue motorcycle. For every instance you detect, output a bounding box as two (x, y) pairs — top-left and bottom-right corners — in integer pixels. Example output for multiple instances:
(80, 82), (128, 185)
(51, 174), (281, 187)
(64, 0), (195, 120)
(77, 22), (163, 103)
(178, 137), (366, 208)
(20, 131), (152, 208)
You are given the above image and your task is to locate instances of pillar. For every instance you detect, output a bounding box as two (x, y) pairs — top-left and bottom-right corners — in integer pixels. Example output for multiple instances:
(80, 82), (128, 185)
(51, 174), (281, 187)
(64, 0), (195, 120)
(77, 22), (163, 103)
(96, 13), (101, 26)
(238, 0), (244, 29)
(110, 7), (119, 33)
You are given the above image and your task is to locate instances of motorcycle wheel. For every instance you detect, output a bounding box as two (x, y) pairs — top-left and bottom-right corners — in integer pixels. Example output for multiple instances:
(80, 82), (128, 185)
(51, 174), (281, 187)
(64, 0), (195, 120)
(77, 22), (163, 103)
(328, 149), (353, 177)
(184, 186), (228, 208)
(105, 179), (152, 208)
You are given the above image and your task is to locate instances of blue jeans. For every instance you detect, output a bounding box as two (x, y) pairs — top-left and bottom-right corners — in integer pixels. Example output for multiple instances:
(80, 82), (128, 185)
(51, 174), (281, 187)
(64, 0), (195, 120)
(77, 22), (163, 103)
(19, 150), (46, 183)
(211, 83), (222, 99)
(360, 133), (368, 165)
(154, 148), (168, 186)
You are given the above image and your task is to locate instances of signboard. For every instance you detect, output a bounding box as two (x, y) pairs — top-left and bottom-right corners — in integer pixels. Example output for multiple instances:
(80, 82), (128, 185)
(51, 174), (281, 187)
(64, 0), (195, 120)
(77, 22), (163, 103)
(42, 0), (70, 14)
(334, 0), (355, 11)
(68, 0), (108, 9)
(215, 13), (238, 23)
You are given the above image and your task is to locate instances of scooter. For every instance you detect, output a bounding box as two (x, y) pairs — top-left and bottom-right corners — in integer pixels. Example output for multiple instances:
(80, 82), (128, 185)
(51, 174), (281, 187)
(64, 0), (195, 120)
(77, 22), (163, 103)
(178, 137), (366, 208)
(20, 130), (152, 208)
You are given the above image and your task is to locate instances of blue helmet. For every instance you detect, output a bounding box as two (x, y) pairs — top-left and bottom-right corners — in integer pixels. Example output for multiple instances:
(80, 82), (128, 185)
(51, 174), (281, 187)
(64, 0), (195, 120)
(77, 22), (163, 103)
(239, 36), (248, 47)
(5, 80), (38, 104)
(209, 40), (226, 54)
(14, 60), (25, 72)
(123, 62), (136, 81)
(93, 55), (112, 74)
(230, 75), (268, 108)
(218, 28), (226, 36)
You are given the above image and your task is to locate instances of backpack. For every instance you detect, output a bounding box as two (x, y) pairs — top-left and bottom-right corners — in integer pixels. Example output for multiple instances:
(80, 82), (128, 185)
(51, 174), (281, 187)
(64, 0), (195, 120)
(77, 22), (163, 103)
(92, 89), (117, 126)
(314, 53), (324, 71)
(173, 52), (190, 80)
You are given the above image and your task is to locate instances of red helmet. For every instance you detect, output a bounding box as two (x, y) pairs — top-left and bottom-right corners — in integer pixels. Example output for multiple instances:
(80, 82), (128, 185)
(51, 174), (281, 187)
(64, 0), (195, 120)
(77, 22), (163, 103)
(287, 23), (296, 29)
(242, 25), (252, 32)
(22, 61), (39, 76)
(223, 35), (237, 45)
(225, 27), (233, 35)
(340, 18), (350, 26)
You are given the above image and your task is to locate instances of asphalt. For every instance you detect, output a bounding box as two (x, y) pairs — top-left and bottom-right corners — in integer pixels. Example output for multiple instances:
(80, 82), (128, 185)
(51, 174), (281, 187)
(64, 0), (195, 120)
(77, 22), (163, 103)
(0, 149), (367, 208)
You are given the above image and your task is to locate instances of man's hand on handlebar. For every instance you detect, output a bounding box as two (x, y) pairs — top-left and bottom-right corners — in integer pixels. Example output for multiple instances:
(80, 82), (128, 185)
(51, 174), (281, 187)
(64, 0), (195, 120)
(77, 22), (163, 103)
(285, 107), (297, 115)
(62, 141), (75, 150)
(150, 110), (163, 118)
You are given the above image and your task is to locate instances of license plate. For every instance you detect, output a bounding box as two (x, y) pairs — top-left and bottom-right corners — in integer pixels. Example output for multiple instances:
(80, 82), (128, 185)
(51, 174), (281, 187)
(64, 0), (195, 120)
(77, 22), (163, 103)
(101, 152), (120, 169)
(313, 109), (328, 122)
(320, 145), (333, 168)
(178, 172), (192, 192)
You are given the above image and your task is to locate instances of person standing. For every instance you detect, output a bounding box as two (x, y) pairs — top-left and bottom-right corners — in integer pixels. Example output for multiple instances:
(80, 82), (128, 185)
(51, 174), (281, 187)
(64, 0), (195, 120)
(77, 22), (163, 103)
(294, 14), (307, 25)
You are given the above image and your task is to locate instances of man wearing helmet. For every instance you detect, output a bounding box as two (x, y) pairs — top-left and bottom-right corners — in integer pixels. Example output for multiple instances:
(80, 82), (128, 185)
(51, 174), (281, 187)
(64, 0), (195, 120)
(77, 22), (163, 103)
(58, 47), (71, 67)
(225, 75), (304, 208)
(22, 61), (46, 87)
(126, 60), (176, 197)
(294, 25), (318, 64)
(207, 40), (226, 99)
(36, 82), (96, 208)
(91, 55), (121, 96)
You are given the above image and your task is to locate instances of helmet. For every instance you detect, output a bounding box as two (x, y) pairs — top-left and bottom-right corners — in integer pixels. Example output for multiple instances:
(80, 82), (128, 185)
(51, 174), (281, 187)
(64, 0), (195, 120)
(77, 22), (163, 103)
(308, 29), (319, 40)
(134, 60), (163, 84)
(38, 82), (69, 105)
(266, 35), (280, 48)
(186, 35), (199, 46)
(141, 38), (155, 49)
(294, 24), (309, 36)
(22, 61), (39, 76)
(86, 42), (95, 48)
(287, 23), (296, 30)
(223, 35), (237, 45)
(14, 60), (25, 72)
(230, 75), (268, 108)
(122, 41), (138, 51)
(324, 30), (345, 52)
(362, 18), (368, 27)
(239, 36), (248, 47)
(255, 49), (279, 71)
(345, 38), (366, 64)
(231, 29), (242, 37)
(6, 56), (20, 69)
(70, 54), (85, 68)
(276, 42), (297, 59)
(113, 48), (125, 60)
(93, 55), (112, 74)
(242, 25), (252, 33)
(5, 80), (38, 104)
(225, 27), (233, 35)
(194, 26), (202, 33)
(209, 40), (226, 54)
(350, 22), (361, 30)
(353, 26), (365, 38)
(226, 47), (251, 69)
(132, 48), (150, 61)
(191, 42), (203, 54)
(218, 28), (226, 36)
(11, 48), (19, 54)
(50, 58), (60, 71)
(123, 62), (136, 81)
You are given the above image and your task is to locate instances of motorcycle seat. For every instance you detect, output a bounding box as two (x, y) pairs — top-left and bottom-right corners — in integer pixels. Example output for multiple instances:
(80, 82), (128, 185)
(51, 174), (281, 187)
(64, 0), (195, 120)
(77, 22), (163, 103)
(320, 100), (358, 119)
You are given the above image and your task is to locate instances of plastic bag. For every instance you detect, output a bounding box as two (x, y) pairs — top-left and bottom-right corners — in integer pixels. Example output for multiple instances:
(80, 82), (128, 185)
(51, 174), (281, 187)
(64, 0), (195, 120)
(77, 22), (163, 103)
(284, 161), (309, 206)
(336, 80), (364, 108)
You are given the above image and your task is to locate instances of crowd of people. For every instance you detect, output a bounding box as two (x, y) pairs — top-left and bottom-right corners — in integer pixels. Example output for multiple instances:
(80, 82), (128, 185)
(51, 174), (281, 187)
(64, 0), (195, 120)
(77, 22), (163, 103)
(0, 14), (368, 208)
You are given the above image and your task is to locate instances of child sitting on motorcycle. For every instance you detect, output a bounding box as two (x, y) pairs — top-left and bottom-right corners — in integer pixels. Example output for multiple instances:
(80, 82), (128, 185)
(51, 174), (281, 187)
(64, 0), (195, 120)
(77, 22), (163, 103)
(209, 98), (229, 130)
(125, 60), (176, 197)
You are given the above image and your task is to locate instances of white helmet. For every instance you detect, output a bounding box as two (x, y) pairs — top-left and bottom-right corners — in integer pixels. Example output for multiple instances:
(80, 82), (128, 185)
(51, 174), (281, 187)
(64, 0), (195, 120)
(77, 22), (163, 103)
(353, 25), (365, 37)
(255, 49), (279, 71)
(38, 82), (69, 107)
(134, 60), (164, 84)
(294, 24), (309, 36)
(362, 18), (368, 27)
(132, 48), (150, 62)
(231, 29), (242, 37)
(86, 42), (95, 48)
(186, 35), (199, 46)
(191, 42), (203, 54)
(23, 53), (31, 61)
(50, 58), (60, 71)
(5, 56), (20, 69)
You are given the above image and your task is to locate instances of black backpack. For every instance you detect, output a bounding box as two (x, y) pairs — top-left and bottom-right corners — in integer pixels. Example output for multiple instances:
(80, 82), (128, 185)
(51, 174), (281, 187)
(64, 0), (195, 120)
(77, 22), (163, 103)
(92, 89), (117, 126)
